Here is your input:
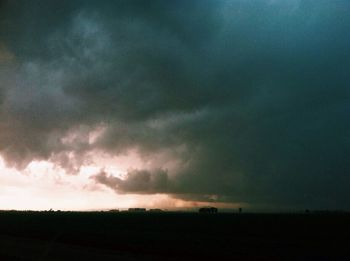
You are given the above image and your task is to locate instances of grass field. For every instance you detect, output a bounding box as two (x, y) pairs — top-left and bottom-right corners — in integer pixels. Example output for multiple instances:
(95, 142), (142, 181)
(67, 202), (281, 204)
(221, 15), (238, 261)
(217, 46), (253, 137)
(0, 211), (349, 260)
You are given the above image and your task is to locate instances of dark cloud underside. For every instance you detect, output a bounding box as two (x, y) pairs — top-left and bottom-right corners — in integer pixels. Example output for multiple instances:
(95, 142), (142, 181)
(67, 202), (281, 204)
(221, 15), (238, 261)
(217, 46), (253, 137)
(0, 0), (349, 209)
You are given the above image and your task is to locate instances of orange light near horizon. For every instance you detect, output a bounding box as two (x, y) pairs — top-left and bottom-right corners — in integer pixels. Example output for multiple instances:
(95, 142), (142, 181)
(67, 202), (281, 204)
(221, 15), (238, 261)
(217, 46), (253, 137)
(0, 155), (244, 211)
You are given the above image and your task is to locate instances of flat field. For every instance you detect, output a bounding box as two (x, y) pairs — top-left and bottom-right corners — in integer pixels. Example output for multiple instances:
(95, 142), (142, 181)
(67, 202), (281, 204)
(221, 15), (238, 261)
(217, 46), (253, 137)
(0, 211), (349, 260)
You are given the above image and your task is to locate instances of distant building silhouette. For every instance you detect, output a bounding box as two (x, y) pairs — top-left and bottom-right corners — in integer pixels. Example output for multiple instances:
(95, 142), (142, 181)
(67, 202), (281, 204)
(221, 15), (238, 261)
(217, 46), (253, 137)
(199, 207), (218, 213)
(149, 208), (163, 212)
(128, 208), (146, 212)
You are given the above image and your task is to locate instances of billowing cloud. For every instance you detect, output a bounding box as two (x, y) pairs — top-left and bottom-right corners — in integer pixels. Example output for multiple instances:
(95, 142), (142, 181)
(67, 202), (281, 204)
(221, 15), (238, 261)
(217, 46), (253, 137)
(0, 0), (349, 209)
(92, 168), (169, 194)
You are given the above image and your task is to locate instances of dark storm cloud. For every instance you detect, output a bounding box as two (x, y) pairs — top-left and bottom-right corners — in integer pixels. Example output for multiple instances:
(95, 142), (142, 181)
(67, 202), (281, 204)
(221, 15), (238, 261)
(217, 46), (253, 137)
(93, 168), (169, 194)
(0, 0), (349, 209)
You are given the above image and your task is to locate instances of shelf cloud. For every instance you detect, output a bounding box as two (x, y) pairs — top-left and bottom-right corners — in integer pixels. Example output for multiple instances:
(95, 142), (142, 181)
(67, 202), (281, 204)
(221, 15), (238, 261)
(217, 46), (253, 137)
(1, 0), (349, 209)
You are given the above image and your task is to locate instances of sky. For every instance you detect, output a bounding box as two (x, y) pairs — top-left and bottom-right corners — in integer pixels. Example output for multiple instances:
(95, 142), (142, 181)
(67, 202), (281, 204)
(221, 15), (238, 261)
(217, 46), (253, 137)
(0, 0), (349, 211)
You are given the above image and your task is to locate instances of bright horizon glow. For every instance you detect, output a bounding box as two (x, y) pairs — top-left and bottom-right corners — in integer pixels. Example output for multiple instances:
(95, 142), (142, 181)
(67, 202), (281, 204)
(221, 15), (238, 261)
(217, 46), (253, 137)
(0, 156), (241, 211)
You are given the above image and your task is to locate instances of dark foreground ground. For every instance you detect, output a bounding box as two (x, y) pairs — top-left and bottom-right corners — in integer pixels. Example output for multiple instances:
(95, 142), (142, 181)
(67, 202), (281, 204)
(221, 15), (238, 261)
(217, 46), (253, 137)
(0, 211), (349, 260)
